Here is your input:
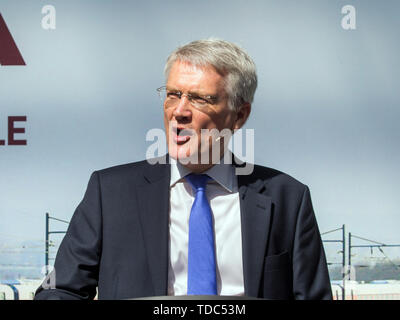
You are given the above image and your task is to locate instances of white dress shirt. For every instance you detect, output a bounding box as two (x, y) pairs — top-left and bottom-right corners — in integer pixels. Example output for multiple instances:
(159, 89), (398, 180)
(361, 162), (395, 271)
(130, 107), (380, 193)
(167, 156), (244, 296)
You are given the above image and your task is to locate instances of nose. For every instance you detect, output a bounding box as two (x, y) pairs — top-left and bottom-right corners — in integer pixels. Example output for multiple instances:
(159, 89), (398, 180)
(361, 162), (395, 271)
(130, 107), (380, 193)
(172, 95), (192, 119)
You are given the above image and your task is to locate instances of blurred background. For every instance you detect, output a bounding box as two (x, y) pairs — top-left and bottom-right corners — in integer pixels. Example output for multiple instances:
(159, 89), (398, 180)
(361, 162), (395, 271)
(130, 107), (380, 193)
(1, 0), (399, 299)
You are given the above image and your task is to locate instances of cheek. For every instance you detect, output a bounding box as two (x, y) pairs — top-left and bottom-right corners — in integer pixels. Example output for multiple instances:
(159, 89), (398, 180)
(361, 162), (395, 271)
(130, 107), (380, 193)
(164, 110), (172, 129)
(194, 116), (214, 132)
(164, 109), (170, 122)
(213, 113), (235, 131)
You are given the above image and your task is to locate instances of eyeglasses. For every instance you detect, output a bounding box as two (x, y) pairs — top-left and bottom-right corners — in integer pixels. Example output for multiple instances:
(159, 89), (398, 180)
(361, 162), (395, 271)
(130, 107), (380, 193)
(156, 86), (220, 109)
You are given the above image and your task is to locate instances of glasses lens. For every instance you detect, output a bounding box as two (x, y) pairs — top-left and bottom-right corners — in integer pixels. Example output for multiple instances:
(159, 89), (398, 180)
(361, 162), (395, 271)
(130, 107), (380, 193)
(157, 86), (216, 110)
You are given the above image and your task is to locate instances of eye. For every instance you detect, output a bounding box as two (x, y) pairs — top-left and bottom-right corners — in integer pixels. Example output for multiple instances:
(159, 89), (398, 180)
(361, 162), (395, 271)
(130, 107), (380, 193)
(167, 92), (180, 99)
(191, 96), (209, 105)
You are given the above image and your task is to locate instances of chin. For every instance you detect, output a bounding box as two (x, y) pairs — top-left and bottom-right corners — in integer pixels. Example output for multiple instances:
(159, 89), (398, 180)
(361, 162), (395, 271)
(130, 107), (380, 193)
(169, 145), (198, 165)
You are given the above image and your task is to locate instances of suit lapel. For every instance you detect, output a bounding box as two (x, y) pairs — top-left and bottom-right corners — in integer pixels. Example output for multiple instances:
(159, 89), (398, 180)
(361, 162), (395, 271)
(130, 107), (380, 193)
(237, 173), (273, 297)
(135, 160), (170, 296)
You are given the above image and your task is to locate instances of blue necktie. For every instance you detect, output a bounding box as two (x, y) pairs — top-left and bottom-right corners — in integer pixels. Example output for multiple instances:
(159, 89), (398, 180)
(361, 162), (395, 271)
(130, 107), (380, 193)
(185, 173), (217, 295)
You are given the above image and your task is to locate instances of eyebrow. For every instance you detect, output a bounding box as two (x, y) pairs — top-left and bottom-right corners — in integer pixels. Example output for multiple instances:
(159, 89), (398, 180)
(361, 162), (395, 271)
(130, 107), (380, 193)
(165, 86), (218, 98)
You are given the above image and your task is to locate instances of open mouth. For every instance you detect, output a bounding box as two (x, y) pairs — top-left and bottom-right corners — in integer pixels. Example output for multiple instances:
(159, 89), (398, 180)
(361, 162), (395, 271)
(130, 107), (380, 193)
(174, 127), (192, 144)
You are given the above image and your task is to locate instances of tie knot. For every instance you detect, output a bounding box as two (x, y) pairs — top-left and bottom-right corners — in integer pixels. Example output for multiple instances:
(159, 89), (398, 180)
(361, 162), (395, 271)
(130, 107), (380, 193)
(185, 173), (210, 192)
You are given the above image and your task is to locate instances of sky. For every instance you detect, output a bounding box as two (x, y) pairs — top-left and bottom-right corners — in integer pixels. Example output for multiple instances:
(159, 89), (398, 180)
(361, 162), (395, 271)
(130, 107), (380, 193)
(1, 0), (400, 271)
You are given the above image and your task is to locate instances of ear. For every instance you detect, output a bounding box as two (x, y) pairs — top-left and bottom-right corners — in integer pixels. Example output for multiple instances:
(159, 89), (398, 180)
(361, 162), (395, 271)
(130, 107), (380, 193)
(233, 102), (251, 130)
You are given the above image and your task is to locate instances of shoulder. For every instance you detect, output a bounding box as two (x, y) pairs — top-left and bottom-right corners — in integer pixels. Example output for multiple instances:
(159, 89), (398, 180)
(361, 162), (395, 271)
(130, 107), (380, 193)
(238, 163), (308, 197)
(93, 156), (168, 185)
(97, 159), (151, 176)
(254, 164), (305, 187)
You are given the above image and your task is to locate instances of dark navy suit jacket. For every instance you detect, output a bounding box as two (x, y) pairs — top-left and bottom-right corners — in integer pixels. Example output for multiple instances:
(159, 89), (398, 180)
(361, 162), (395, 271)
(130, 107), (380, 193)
(34, 157), (332, 300)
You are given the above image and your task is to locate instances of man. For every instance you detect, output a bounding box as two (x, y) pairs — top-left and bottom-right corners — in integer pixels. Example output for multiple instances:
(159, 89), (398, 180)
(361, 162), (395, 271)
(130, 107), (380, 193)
(35, 39), (332, 300)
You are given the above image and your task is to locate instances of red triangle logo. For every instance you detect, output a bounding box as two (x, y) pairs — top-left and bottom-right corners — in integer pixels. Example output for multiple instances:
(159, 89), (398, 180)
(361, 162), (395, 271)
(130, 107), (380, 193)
(0, 13), (26, 66)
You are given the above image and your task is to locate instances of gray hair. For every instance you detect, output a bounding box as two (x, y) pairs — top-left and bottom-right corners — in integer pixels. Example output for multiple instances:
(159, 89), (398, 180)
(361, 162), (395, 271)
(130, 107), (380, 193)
(164, 38), (257, 111)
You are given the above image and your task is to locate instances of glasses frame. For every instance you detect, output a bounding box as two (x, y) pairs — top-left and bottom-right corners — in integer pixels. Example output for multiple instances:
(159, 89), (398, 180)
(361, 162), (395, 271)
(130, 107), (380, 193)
(156, 86), (220, 109)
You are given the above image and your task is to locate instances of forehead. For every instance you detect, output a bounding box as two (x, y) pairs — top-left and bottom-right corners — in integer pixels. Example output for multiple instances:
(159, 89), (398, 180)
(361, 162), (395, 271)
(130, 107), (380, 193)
(166, 61), (226, 94)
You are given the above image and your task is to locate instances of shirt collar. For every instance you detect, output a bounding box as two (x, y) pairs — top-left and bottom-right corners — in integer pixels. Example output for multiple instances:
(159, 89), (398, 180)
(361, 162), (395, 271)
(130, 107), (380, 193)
(169, 152), (236, 193)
